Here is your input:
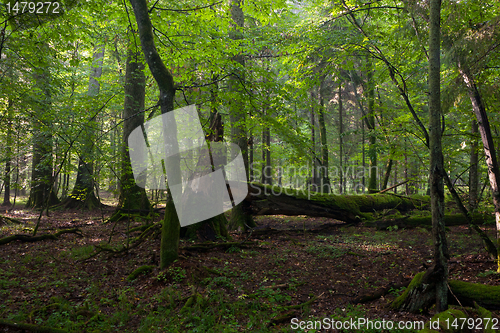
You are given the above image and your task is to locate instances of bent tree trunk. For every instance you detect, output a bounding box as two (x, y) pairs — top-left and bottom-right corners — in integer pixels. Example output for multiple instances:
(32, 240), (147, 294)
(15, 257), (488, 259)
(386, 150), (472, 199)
(129, 0), (180, 268)
(108, 37), (150, 222)
(459, 63), (500, 272)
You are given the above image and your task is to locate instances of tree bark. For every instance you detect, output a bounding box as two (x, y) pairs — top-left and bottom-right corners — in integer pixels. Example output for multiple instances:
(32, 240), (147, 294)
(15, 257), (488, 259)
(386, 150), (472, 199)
(63, 43), (105, 209)
(26, 57), (59, 209)
(228, 0), (255, 231)
(184, 75), (229, 241)
(428, 0), (448, 312)
(3, 99), (13, 206)
(129, 0), (180, 268)
(469, 119), (479, 211)
(318, 77), (330, 193)
(459, 64), (500, 272)
(109, 36), (150, 222)
(246, 183), (419, 223)
(366, 63), (377, 193)
(338, 83), (344, 194)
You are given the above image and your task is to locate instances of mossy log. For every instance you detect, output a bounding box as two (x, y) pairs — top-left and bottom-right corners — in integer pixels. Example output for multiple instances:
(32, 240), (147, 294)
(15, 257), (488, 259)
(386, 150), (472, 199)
(127, 265), (155, 281)
(245, 183), (421, 223)
(392, 272), (500, 312)
(448, 280), (500, 310)
(365, 213), (494, 230)
(0, 228), (81, 246)
(0, 215), (22, 225)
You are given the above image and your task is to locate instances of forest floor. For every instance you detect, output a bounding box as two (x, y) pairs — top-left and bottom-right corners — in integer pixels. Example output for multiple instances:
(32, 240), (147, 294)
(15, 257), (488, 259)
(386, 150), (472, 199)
(0, 200), (499, 332)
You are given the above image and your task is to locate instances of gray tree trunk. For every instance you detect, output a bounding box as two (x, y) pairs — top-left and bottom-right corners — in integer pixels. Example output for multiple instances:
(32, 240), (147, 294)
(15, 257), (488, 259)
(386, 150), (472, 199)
(459, 64), (500, 272)
(112, 39), (150, 217)
(469, 119), (479, 211)
(428, 0), (448, 312)
(129, 0), (181, 268)
(27, 55), (59, 209)
(64, 43), (105, 209)
(228, 0), (255, 231)
(318, 77), (330, 193)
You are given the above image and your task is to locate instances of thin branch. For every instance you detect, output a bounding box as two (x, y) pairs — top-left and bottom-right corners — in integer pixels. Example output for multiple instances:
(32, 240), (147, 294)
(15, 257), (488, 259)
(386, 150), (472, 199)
(152, 1), (223, 13)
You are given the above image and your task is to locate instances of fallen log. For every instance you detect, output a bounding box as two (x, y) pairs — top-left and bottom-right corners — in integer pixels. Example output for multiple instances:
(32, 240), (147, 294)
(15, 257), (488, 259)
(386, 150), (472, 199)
(448, 280), (500, 310)
(364, 213), (494, 230)
(0, 319), (67, 333)
(0, 228), (81, 246)
(245, 183), (421, 223)
(0, 215), (22, 225)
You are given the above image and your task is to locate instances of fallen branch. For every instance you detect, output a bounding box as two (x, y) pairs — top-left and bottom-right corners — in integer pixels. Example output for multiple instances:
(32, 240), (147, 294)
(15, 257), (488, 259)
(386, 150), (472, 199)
(182, 241), (257, 252)
(364, 213), (494, 230)
(0, 215), (22, 225)
(0, 228), (82, 246)
(376, 180), (410, 194)
(0, 319), (67, 333)
(351, 280), (411, 304)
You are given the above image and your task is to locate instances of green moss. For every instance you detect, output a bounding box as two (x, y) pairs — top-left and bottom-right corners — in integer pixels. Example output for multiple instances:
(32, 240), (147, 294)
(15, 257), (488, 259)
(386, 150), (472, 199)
(391, 272), (425, 309)
(449, 279), (500, 309)
(425, 307), (467, 333)
(474, 302), (495, 333)
(127, 265), (155, 281)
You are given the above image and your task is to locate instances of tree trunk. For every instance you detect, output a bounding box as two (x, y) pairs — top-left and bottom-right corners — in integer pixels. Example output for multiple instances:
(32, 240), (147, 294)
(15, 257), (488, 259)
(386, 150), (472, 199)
(129, 0), (180, 268)
(428, 0), (448, 312)
(459, 63), (500, 272)
(247, 183), (419, 223)
(459, 63), (500, 273)
(26, 62), (59, 209)
(109, 37), (150, 222)
(366, 64), (377, 193)
(318, 77), (330, 193)
(185, 76), (229, 241)
(338, 83), (344, 194)
(382, 159), (393, 191)
(3, 100), (13, 206)
(62, 43), (105, 209)
(228, 0), (255, 231)
(261, 108), (272, 185)
(469, 119), (479, 211)
(310, 91), (317, 190)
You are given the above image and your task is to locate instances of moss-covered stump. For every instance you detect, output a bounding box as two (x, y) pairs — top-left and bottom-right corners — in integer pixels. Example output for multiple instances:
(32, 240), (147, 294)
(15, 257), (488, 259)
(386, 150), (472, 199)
(391, 266), (449, 313)
(246, 183), (422, 223)
(391, 272), (435, 312)
(393, 273), (500, 313)
(366, 213), (494, 230)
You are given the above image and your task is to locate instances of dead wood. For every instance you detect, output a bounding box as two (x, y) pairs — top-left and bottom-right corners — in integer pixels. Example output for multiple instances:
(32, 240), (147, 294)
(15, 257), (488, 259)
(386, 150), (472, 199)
(0, 319), (67, 333)
(365, 213), (493, 230)
(0, 228), (82, 246)
(245, 183), (420, 223)
(351, 280), (411, 304)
